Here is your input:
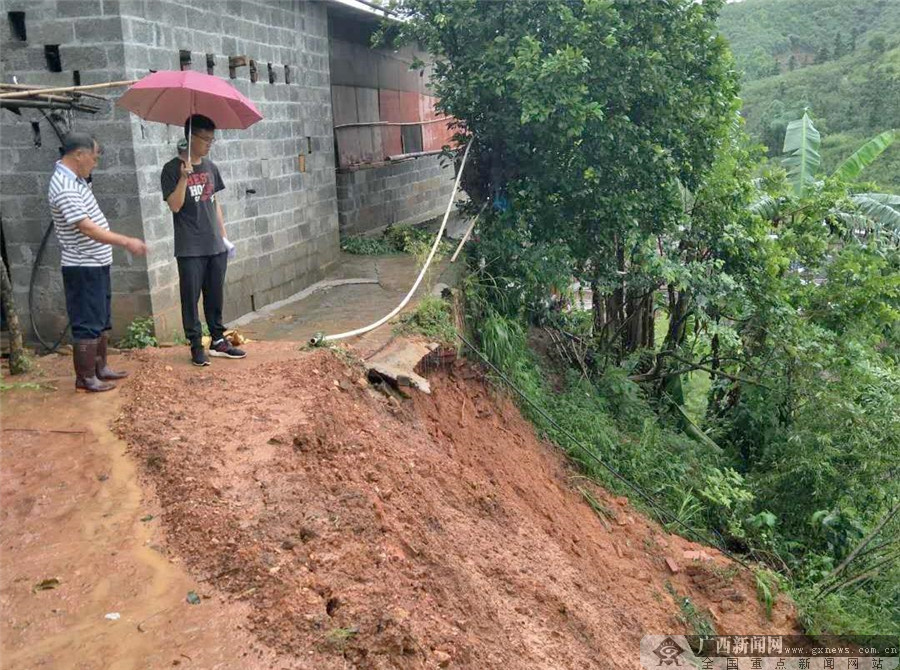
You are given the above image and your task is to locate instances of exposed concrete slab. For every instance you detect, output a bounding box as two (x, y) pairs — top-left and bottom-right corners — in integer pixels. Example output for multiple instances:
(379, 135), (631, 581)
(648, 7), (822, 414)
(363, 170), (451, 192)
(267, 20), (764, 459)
(366, 338), (436, 394)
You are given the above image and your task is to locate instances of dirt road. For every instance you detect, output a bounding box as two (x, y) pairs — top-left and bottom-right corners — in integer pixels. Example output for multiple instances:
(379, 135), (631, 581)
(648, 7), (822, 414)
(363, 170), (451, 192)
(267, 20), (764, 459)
(1, 353), (282, 670)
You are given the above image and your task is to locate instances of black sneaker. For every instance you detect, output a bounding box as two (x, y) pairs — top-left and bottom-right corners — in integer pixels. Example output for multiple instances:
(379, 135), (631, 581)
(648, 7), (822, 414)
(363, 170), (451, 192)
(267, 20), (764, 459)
(191, 347), (210, 367)
(209, 338), (246, 359)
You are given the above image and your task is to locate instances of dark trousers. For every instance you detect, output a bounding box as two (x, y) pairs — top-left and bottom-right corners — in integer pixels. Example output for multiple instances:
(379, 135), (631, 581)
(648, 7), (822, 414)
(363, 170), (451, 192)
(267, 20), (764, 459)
(62, 265), (112, 340)
(177, 252), (227, 346)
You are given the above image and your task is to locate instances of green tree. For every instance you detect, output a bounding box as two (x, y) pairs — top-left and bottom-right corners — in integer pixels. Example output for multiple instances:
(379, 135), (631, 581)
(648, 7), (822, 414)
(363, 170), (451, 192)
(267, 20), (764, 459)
(868, 32), (887, 53)
(832, 32), (845, 59)
(393, 0), (739, 362)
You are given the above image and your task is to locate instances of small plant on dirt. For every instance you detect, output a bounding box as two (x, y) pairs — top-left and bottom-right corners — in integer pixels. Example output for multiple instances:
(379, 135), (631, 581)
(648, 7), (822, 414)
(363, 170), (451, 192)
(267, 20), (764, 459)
(341, 235), (395, 255)
(707, 563), (739, 586)
(666, 583), (716, 636)
(755, 568), (780, 620)
(118, 316), (157, 349)
(397, 296), (456, 343)
(325, 626), (359, 651)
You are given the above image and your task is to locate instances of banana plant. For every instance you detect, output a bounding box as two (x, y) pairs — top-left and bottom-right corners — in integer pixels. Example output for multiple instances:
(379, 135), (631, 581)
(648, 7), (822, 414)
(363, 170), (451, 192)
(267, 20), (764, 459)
(750, 111), (899, 243)
(782, 112), (821, 198)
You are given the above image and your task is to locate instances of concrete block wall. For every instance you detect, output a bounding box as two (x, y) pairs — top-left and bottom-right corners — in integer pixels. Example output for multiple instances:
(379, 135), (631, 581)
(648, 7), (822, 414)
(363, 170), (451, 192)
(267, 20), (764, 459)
(0, 0), (151, 342)
(336, 154), (455, 237)
(0, 0), (340, 343)
(117, 0), (340, 338)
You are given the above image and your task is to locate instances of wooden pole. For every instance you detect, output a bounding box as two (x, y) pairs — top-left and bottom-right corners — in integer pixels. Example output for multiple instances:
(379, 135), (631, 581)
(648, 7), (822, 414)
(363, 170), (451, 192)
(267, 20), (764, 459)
(0, 83), (108, 101)
(0, 254), (32, 375)
(0, 79), (137, 100)
(450, 201), (488, 263)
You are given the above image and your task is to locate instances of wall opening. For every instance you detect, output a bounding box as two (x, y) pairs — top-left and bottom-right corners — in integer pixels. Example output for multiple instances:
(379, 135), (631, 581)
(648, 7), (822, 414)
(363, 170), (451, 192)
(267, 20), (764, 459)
(7, 11), (26, 41)
(31, 121), (41, 147)
(307, 136), (312, 154)
(284, 65), (291, 85)
(72, 70), (81, 86)
(249, 59), (258, 83)
(267, 62), (275, 84)
(401, 125), (423, 154)
(206, 53), (215, 75)
(44, 45), (62, 72)
(179, 49), (192, 71)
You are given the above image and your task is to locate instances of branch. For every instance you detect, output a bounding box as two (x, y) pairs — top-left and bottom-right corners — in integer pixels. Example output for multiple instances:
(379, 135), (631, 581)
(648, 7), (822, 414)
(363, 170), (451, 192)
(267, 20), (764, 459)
(822, 500), (900, 585)
(664, 352), (774, 391)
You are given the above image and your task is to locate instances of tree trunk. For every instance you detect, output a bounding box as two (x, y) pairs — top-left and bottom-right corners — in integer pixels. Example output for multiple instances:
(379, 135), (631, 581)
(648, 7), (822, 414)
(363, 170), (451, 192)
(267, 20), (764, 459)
(0, 254), (31, 375)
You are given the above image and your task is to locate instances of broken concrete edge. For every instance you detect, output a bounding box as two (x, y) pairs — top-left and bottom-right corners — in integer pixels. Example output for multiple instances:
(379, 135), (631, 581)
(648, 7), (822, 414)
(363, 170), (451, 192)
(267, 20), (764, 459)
(365, 337), (439, 395)
(226, 278), (380, 329)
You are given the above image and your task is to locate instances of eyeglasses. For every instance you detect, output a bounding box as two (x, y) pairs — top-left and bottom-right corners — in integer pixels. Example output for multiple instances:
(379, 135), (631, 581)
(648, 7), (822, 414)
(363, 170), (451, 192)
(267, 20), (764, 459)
(192, 133), (216, 145)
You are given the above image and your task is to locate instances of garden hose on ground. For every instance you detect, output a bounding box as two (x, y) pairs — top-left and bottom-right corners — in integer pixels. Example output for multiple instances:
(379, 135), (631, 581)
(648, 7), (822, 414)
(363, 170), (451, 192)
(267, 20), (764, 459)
(314, 139), (473, 345)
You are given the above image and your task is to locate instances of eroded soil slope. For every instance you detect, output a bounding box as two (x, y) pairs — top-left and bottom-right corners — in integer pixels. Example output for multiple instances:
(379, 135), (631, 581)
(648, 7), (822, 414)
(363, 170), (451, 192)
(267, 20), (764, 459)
(117, 344), (798, 669)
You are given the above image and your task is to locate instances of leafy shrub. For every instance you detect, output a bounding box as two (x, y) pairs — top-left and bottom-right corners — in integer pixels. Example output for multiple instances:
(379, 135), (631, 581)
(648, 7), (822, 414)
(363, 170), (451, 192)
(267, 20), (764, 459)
(341, 235), (395, 255)
(118, 316), (157, 349)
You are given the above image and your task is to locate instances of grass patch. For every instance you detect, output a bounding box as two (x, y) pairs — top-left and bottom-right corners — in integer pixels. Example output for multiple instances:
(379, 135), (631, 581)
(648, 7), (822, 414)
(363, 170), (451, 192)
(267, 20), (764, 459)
(396, 296), (456, 343)
(341, 224), (453, 256)
(341, 235), (395, 255)
(0, 380), (54, 392)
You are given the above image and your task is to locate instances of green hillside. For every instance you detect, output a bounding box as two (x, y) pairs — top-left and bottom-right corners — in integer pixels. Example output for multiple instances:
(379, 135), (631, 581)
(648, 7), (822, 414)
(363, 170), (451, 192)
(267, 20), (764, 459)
(719, 0), (900, 191)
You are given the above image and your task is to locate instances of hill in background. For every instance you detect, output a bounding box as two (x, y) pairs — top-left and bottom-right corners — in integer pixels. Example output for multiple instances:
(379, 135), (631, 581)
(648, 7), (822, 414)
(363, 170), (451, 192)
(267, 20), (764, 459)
(719, 0), (900, 190)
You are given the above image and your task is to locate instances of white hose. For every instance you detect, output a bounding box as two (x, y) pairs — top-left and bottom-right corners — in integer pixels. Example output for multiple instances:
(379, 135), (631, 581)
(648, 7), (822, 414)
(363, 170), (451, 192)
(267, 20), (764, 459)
(321, 139), (472, 343)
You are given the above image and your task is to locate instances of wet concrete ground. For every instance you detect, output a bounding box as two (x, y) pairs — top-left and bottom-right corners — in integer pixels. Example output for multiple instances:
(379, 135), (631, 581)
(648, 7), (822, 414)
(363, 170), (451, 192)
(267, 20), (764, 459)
(227, 251), (462, 345)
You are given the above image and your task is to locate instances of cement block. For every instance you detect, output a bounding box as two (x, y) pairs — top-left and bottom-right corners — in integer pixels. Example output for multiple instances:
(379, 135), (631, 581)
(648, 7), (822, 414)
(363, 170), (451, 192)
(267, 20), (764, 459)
(58, 0), (104, 18)
(74, 16), (123, 43)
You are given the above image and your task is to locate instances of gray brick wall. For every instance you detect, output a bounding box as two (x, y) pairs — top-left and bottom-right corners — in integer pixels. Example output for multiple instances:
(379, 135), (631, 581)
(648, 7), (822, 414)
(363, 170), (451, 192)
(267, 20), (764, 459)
(336, 154), (456, 237)
(119, 0), (339, 338)
(0, 0), (150, 342)
(1, 0), (340, 342)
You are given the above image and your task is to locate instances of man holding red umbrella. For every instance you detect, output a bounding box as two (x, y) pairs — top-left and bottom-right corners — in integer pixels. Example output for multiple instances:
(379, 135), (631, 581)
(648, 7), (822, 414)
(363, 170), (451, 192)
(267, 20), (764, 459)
(161, 114), (244, 366)
(117, 70), (262, 367)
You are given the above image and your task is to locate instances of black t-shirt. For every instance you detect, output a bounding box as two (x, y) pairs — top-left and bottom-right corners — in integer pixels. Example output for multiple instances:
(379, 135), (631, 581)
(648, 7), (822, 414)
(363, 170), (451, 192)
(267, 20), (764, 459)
(160, 156), (227, 257)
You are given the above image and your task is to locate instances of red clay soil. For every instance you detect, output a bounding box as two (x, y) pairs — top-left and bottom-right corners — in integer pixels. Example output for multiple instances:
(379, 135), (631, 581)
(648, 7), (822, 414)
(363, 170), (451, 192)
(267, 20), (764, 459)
(115, 342), (800, 669)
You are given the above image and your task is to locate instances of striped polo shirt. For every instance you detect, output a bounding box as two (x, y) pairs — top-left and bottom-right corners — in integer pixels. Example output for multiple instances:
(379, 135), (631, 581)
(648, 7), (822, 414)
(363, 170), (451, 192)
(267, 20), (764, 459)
(48, 161), (113, 267)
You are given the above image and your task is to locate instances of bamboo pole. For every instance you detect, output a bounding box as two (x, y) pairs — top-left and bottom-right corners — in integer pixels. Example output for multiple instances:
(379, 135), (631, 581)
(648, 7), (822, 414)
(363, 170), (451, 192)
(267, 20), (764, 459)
(0, 79), (136, 100)
(450, 201), (488, 263)
(0, 83), (108, 101)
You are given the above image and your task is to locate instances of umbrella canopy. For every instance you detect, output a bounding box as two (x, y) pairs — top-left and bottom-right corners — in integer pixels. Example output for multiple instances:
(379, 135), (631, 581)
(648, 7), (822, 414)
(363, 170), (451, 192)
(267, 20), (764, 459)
(116, 70), (262, 129)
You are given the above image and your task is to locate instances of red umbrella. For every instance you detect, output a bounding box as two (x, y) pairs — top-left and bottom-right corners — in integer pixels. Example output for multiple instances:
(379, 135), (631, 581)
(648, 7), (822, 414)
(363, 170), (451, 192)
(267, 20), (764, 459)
(117, 70), (262, 154)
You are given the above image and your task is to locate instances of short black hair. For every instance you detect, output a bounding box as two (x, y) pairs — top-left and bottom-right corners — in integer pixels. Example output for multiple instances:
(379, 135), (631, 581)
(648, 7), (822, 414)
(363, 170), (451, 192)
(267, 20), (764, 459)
(184, 114), (216, 139)
(61, 132), (97, 155)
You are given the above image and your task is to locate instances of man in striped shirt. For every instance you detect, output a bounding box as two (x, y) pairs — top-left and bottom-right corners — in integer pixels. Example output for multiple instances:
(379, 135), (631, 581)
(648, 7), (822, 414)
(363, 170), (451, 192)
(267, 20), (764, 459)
(48, 133), (147, 392)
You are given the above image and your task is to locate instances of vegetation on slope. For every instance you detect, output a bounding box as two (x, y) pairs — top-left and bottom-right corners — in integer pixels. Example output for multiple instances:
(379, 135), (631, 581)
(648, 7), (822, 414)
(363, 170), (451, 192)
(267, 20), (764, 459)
(391, 0), (900, 635)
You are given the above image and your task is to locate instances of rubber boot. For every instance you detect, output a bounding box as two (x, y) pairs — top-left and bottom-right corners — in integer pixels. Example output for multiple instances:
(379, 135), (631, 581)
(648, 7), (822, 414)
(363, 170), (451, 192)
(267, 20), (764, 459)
(96, 332), (128, 380)
(74, 339), (116, 392)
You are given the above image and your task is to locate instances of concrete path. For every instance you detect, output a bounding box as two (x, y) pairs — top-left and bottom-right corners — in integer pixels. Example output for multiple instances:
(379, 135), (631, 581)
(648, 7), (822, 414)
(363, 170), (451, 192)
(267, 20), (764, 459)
(226, 251), (462, 345)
